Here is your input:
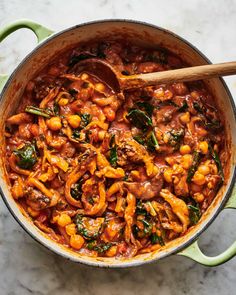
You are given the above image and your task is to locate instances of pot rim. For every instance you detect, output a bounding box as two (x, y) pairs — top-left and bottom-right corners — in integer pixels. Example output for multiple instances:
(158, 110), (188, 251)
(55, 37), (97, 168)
(1, 18), (236, 268)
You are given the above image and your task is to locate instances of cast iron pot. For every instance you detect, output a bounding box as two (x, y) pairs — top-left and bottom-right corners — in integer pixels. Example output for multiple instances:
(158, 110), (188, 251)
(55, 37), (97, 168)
(0, 19), (236, 268)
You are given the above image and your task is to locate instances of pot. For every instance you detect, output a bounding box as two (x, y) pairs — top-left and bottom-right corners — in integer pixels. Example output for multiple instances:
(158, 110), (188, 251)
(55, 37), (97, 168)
(0, 19), (236, 268)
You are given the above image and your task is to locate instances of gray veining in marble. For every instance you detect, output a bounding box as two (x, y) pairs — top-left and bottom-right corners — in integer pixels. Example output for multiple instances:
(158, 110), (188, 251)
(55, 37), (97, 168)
(0, 0), (236, 294)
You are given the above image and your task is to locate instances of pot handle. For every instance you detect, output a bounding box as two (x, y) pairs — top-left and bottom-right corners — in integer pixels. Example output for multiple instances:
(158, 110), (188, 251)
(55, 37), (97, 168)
(177, 185), (236, 266)
(0, 19), (54, 92)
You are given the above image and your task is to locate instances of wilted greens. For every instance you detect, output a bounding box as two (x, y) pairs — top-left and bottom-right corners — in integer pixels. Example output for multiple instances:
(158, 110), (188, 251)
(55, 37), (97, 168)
(14, 143), (38, 170)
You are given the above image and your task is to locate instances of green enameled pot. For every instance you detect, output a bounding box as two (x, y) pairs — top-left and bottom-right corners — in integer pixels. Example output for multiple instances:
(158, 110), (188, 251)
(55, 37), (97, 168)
(0, 19), (236, 268)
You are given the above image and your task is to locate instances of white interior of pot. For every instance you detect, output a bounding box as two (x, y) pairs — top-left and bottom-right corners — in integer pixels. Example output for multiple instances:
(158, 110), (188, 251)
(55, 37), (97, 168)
(0, 20), (235, 267)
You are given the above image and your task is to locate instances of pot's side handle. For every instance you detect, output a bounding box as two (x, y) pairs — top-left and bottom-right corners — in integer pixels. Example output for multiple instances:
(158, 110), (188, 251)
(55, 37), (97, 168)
(177, 185), (236, 266)
(0, 19), (54, 43)
(0, 19), (54, 92)
(0, 75), (9, 93)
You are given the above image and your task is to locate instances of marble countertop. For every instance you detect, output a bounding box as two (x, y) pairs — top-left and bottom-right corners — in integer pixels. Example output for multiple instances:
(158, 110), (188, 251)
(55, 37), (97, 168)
(0, 0), (236, 294)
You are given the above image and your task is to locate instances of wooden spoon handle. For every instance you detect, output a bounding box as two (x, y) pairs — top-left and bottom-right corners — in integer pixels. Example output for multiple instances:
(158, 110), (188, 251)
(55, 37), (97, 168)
(120, 61), (236, 90)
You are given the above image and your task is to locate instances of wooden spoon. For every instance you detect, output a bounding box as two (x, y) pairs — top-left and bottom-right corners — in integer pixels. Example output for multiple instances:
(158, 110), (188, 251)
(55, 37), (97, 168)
(72, 58), (236, 92)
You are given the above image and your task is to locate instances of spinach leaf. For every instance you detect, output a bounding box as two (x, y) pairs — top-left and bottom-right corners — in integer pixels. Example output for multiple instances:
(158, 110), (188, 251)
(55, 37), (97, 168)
(193, 102), (222, 131)
(87, 241), (113, 253)
(205, 119), (222, 131)
(80, 113), (91, 128)
(136, 101), (154, 117)
(87, 240), (97, 250)
(150, 232), (165, 246)
(53, 102), (60, 116)
(188, 205), (201, 225)
(96, 42), (108, 58)
(25, 106), (52, 118)
(68, 89), (78, 97)
(71, 114), (91, 141)
(121, 70), (130, 76)
(142, 219), (153, 236)
(109, 134), (118, 167)
(123, 174), (129, 181)
(145, 50), (168, 65)
(168, 129), (184, 150)
(85, 130), (91, 143)
(68, 53), (95, 67)
(109, 147), (117, 167)
(14, 143), (38, 170)
(178, 100), (188, 112)
(146, 131), (159, 151)
(134, 202), (154, 238)
(209, 144), (224, 181)
(136, 200), (149, 216)
(71, 179), (83, 200)
(193, 102), (204, 114)
(75, 214), (104, 240)
(187, 151), (202, 183)
(133, 134), (145, 145)
(132, 225), (140, 237)
(126, 109), (152, 130)
(72, 129), (81, 139)
(93, 243), (113, 253)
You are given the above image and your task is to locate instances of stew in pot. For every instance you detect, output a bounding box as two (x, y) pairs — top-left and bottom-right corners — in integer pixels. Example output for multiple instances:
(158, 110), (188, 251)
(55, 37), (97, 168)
(4, 40), (226, 258)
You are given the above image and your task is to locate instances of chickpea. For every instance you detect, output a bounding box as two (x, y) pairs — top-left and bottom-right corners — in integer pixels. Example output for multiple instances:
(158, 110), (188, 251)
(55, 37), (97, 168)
(208, 182), (214, 189)
(193, 193), (205, 203)
(198, 165), (210, 176)
(103, 106), (116, 121)
(67, 115), (81, 129)
(70, 234), (85, 250)
(58, 98), (69, 106)
(192, 171), (206, 186)
(164, 89), (173, 99)
(191, 91), (200, 99)
(198, 141), (208, 154)
(173, 164), (184, 174)
(80, 88), (93, 101)
(180, 145), (191, 155)
(181, 154), (193, 169)
(98, 130), (106, 141)
(81, 73), (89, 80)
(106, 245), (118, 257)
(65, 223), (77, 236)
(57, 213), (72, 227)
(180, 112), (190, 124)
(151, 165), (159, 177)
(46, 117), (62, 131)
(164, 168), (173, 183)
(154, 87), (164, 98)
(163, 133), (170, 144)
(95, 82), (105, 92)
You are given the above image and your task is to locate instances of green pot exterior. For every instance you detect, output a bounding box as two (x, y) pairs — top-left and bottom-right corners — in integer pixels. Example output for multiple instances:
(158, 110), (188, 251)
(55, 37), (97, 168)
(0, 19), (54, 92)
(178, 185), (236, 266)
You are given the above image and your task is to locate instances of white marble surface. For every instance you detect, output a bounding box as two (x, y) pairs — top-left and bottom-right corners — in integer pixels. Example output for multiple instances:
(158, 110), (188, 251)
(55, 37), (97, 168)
(0, 0), (236, 294)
